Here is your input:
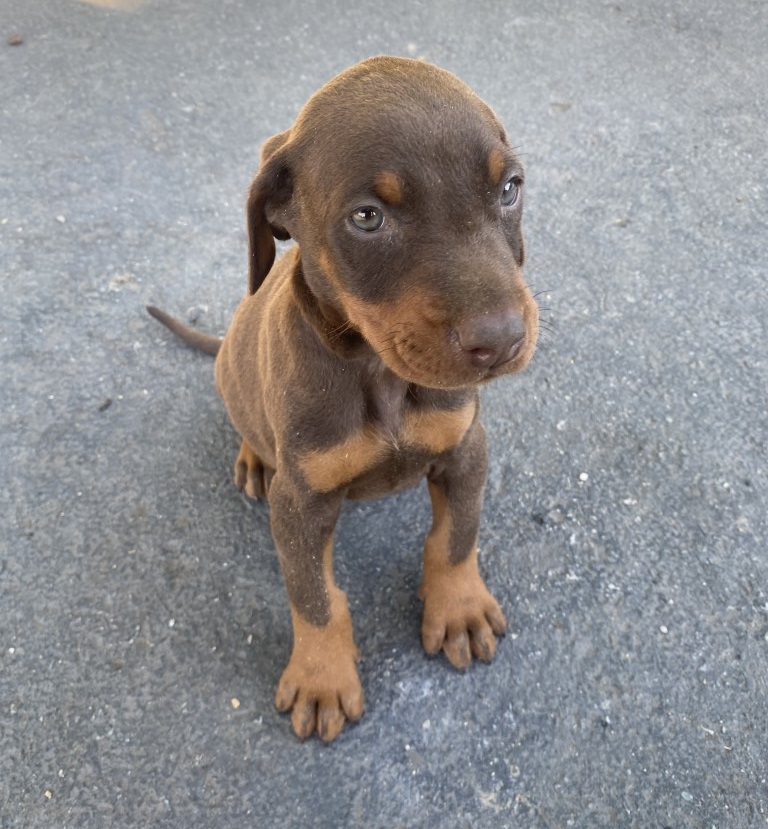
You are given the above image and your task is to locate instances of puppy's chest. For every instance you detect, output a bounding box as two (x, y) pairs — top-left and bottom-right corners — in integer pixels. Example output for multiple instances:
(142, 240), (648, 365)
(298, 388), (476, 496)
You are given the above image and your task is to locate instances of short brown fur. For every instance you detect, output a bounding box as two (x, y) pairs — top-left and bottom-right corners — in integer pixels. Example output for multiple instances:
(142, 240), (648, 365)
(147, 56), (540, 743)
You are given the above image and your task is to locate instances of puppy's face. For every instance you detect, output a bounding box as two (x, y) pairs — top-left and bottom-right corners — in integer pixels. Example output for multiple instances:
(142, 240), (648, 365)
(252, 57), (539, 389)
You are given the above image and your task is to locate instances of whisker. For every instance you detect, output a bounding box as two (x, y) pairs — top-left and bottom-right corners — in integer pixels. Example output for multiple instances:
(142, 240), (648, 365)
(534, 337), (556, 354)
(375, 344), (400, 358)
(329, 321), (354, 338)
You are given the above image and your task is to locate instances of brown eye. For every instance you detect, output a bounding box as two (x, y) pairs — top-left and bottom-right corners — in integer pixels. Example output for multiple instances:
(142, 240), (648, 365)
(501, 177), (521, 207)
(351, 206), (384, 231)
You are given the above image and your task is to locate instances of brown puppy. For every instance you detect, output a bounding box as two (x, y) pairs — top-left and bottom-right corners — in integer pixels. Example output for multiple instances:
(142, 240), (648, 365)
(148, 56), (539, 742)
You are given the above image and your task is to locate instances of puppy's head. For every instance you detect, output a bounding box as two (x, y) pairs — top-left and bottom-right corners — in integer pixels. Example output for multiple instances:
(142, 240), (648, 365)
(247, 56), (539, 389)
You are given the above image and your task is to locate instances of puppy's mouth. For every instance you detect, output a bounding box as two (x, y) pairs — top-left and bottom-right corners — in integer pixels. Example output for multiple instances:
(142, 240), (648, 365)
(329, 279), (539, 388)
(371, 323), (536, 389)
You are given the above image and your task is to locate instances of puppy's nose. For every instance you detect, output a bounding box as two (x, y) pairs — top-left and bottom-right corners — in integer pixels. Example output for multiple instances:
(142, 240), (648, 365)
(457, 308), (526, 369)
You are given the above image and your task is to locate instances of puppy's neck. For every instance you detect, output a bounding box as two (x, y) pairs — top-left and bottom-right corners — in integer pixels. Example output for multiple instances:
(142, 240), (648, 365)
(291, 252), (371, 360)
(361, 363), (409, 436)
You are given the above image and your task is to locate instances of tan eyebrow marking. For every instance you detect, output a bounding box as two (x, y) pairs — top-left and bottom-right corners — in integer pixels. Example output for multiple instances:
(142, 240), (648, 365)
(373, 170), (404, 205)
(487, 147), (507, 186)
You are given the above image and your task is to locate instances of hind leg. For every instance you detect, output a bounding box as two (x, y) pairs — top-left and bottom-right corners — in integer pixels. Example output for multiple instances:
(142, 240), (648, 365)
(234, 439), (269, 498)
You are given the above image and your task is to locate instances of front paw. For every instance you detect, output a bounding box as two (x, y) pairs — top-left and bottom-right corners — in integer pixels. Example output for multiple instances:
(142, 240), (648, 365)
(275, 648), (364, 742)
(419, 555), (507, 670)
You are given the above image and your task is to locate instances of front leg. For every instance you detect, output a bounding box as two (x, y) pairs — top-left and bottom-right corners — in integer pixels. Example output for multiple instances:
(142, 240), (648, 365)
(269, 476), (364, 742)
(420, 420), (507, 669)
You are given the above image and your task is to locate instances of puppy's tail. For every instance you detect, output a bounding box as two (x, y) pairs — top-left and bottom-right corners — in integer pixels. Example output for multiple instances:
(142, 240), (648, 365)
(146, 305), (222, 357)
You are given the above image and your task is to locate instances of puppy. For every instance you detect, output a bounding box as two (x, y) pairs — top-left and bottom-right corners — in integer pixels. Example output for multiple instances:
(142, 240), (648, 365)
(148, 55), (539, 742)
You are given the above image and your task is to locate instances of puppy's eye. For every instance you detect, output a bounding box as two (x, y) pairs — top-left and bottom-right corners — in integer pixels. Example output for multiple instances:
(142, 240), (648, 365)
(501, 177), (521, 207)
(350, 206), (384, 232)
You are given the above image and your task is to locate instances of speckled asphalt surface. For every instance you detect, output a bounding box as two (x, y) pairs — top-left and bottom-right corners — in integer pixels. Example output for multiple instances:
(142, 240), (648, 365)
(2, 0), (767, 826)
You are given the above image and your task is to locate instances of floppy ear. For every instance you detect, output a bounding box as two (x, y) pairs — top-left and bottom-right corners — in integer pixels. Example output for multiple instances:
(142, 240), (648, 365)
(247, 131), (294, 295)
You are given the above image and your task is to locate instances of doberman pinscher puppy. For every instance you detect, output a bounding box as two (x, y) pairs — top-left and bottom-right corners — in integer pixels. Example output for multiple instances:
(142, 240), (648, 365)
(147, 55), (539, 742)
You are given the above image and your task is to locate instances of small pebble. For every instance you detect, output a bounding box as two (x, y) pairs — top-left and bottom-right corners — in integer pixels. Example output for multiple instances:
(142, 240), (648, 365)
(681, 790), (693, 802)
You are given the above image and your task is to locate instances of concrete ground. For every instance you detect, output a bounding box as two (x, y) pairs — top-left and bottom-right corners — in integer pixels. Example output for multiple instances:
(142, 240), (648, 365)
(2, 0), (766, 826)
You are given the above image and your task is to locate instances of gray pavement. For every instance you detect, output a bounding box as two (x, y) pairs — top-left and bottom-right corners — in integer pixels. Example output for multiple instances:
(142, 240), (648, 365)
(2, 0), (767, 826)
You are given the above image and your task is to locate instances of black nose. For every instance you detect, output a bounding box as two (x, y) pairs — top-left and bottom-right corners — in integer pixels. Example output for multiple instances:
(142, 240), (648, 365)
(456, 308), (526, 369)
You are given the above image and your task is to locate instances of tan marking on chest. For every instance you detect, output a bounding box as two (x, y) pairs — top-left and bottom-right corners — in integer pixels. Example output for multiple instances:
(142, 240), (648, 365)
(298, 400), (476, 494)
(299, 428), (390, 493)
(402, 399), (477, 454)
